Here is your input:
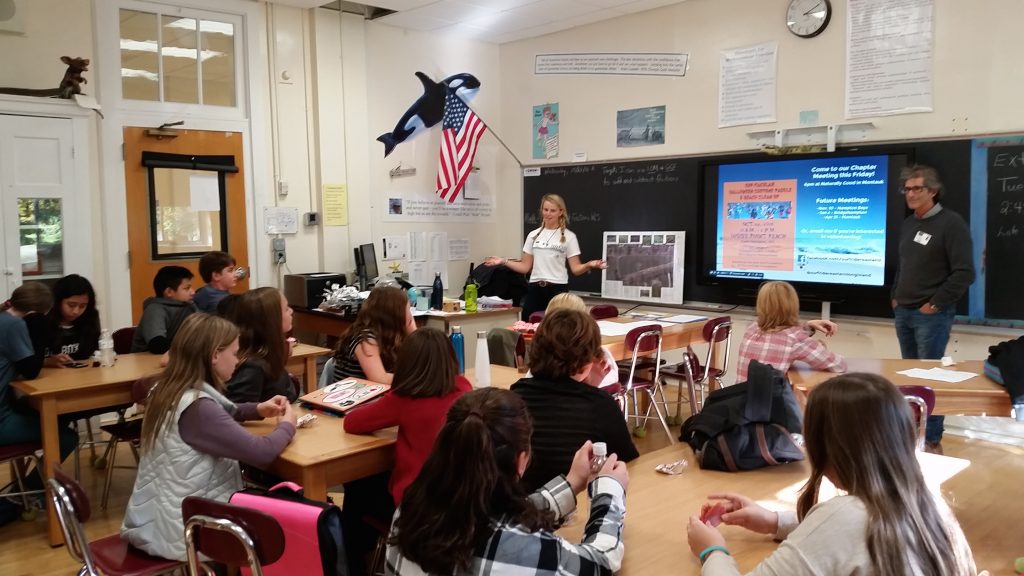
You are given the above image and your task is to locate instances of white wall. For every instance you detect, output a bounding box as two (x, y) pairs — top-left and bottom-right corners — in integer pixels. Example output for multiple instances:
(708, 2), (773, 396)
(0, 0), (94, 90)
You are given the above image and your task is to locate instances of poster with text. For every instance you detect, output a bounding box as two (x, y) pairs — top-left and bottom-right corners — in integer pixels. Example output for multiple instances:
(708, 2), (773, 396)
(602, 231), (685, 304)
(714, 156), (889, 286)
(532, 103), (559, 159)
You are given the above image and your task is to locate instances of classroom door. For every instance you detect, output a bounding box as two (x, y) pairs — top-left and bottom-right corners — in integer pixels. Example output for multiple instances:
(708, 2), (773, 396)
(123, 127), (250, 323)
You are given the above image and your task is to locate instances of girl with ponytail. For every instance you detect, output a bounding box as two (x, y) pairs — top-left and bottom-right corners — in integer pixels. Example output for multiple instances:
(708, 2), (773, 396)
(388, 388), (629, 575)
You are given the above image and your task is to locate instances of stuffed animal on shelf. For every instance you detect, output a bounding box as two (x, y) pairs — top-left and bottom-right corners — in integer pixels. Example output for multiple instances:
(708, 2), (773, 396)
(0, 56), (90, 99)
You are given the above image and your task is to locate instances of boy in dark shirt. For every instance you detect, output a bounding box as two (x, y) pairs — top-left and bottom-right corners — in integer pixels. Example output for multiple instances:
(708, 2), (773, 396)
(193, 251), (239, 313)
(131, 266), (198, 354)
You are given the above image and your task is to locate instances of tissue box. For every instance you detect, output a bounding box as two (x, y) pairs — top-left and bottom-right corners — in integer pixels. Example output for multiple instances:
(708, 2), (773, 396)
(442, 298), (462, 313)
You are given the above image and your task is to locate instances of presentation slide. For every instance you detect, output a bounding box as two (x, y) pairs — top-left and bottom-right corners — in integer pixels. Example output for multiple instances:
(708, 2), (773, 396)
(713, 155), (889, 286)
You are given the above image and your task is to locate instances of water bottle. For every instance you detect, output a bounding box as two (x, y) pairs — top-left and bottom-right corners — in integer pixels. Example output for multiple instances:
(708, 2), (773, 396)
(431, 272), (444, 310)
(474, 330), (490, 387)
(98, 329), (116, 367)
(450, 326), (465, 374)
(463, 263), (478, 313)
(407, 286), (419, 307)
(590, 442), (608, 474)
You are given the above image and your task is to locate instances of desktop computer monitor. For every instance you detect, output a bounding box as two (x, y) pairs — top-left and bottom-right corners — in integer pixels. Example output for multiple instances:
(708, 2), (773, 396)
(354, 242), (379, 289)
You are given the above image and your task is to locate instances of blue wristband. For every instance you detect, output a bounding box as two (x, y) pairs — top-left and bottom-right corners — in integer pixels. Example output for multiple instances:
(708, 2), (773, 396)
(699, 545), (730, 564)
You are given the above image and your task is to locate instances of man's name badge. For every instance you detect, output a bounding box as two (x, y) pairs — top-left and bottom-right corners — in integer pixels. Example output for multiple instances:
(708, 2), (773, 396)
(914, 231), (932, 245)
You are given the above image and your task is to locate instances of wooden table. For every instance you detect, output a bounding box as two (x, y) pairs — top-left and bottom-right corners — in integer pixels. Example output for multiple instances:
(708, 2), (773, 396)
(600, 318), (707, 359)
(559, 443), (1002, 574)
(787, 359), (1012, 416)
(12, 344), (331, 546)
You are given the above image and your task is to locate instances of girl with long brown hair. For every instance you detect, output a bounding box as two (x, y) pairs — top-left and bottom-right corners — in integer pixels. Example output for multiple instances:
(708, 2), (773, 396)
(484, 193), (606, 320)
(122, 314), (296, 561)
(686, 373), (980, 576)
(341, 327), (472, 573)
(388, 388), (629, 575)
(223, 287), (297, 403)
(332, 285), (415, 384)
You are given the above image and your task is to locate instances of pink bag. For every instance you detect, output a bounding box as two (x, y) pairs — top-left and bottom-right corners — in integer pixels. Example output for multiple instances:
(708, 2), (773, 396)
(230, 482), (346, 575)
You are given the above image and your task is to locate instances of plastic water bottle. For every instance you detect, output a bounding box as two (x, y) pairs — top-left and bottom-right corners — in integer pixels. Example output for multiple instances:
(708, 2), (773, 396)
(474, 330), (490, 387)
(431, 272), (444, 310)
(590, 442), (608, 474)
(98, 329), (116, 367)
(450, 326), (465, 374)
(463, 263), (478, 313)
(407, 286), (419, 307)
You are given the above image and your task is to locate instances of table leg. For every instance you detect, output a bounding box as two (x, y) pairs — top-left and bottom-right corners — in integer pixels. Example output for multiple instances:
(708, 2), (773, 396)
(302, 467), (329, 502)
(303, 356), (318, 395)
(38, 397), (63, 547)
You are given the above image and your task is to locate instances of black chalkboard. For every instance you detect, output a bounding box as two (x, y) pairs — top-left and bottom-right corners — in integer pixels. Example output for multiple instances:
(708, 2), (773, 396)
(522, 159), (697, 294)
(985, 145), (1024, 320)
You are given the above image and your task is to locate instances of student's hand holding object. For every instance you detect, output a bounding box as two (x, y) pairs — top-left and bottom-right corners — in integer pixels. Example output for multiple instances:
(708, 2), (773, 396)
(565, 440), (594, 494)
(257, 395), (290, 419)
(704, 492), (779, 534)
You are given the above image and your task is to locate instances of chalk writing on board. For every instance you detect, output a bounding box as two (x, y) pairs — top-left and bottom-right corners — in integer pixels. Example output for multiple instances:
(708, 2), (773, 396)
(985, 143), (1024, 320)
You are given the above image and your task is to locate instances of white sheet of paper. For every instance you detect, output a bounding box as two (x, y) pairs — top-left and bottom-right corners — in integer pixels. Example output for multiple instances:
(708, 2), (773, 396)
(409, 232), (428, 262)
(597, 320), (677, 337)
(448, 237), (470, 261)
(189, 173), (220, 212)
(661, 313), (708, 324)
(896, 367), (978, 383)
(382, 235), (408, 260)
(428, 232), (448, 262)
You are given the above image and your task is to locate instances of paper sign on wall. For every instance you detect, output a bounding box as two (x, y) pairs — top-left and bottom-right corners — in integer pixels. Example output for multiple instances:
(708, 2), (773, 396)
(263, 207), (298, 234)
(323, 184), (349, 226)
(189, 173), (220, 212)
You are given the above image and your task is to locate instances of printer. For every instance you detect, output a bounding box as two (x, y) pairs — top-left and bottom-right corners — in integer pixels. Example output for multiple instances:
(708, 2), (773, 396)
(283, 273), (347, 309)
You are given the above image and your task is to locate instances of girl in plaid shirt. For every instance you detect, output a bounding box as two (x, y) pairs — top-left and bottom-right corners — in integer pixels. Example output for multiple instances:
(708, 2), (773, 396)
(387, 388), (629, 575)
(736, 281), (846, 382)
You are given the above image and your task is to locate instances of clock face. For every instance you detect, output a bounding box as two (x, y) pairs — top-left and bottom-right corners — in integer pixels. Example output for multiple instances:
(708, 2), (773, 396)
(787, 0), (831, 38)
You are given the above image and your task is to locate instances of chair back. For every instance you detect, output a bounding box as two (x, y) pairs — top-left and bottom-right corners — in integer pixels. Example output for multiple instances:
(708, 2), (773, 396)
(622, 325), (663, 392)
(318, 357), (337, 389)
(699, 316), (733, 382)
(486, 328), (520, 368)
(183, 496), (285, 576)
(528, 311), (545, 324)
(48, 465), (95, 570)
(112, 326), (136, 355)
(899, 385), (935, 451)
(589, 304), (618, 320)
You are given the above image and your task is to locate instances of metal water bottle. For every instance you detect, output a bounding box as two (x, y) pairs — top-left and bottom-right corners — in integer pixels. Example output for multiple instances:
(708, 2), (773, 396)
(450, 326), (465, 374)
(474, 330), (490, 387)
(431, 272), (444, 310)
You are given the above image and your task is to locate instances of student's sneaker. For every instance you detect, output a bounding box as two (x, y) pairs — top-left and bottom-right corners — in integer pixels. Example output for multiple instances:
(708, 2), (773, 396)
(924, 441), (944, 455)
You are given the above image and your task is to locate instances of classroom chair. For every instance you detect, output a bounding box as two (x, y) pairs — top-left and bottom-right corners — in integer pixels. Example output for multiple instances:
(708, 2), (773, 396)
(0, 441), (43, 521)
(528, 311), (545, 323)
(611, 324), (673, 442)
(318, 356), (337, 388)
(182, 496), (285, 576)
(899, 385), (935, 451)
(660, 316), (733, 423)
(111, 326), (136, 355)
(48, 465), (184, 576)
(589, 304), (618, 320)
(486, 328), (520, 367)
(99, 377), (155, 509)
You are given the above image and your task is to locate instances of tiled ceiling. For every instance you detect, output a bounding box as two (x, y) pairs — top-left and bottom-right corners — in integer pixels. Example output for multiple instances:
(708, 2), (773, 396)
(305, 0), (688, 44)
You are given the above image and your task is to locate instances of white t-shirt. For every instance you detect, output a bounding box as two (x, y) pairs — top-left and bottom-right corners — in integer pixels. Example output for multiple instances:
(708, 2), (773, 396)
(523, 227), (581, 284)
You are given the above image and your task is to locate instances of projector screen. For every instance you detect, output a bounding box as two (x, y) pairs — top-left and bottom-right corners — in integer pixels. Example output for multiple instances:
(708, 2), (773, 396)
(702, 153), (909, 290)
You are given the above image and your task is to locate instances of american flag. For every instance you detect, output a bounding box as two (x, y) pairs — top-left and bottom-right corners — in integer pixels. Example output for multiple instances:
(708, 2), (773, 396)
(436, 90), (486, 203)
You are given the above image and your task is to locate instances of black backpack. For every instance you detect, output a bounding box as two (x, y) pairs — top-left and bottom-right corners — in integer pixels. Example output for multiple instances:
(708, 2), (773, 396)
(679, 360), (804, 472)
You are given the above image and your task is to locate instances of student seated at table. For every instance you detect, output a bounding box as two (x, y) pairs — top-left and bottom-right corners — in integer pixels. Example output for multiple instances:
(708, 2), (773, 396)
(332, 286), (415, 385)
(193, 250), (238, 313)
(341, 327), (472, 573)
(0, 282), (78, 525)
(512, 309), (638, 492)
(736, 281), (846, 382)
(543, 293), (617, 388)
(223, 287), (298, 403)
(45, 274), (101, 366)
(122, 314), (296, 561)
(131, 265), (198, 354)
(388, 388), (629, 575)
(686, 373), (982, 576)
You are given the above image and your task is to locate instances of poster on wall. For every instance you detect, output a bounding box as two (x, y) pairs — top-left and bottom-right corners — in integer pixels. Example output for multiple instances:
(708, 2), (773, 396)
(718, 42), (778, 128)
(532, 103), (559, 159)
(602, 231), (685, 305)
(384, 149), (496, 223)
(845, 0), (934, 118)
(616, 106), (665, 147)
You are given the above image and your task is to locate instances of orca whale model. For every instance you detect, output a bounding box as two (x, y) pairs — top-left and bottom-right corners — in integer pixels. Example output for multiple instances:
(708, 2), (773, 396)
(377, 71), (480, 157)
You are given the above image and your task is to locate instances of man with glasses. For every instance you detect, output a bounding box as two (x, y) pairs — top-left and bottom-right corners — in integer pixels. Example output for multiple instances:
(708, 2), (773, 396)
(892, 164), (975, 453)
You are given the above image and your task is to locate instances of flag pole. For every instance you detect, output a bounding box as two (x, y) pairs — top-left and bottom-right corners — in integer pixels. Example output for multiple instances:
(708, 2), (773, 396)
(464, 102), (523, 168)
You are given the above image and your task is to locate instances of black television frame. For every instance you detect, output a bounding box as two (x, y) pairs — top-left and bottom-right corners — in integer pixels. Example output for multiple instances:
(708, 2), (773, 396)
(697, 148), (914, 303)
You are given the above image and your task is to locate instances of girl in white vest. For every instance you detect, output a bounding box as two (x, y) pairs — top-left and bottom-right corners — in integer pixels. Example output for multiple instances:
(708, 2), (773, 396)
(121, 313), (297, 561)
